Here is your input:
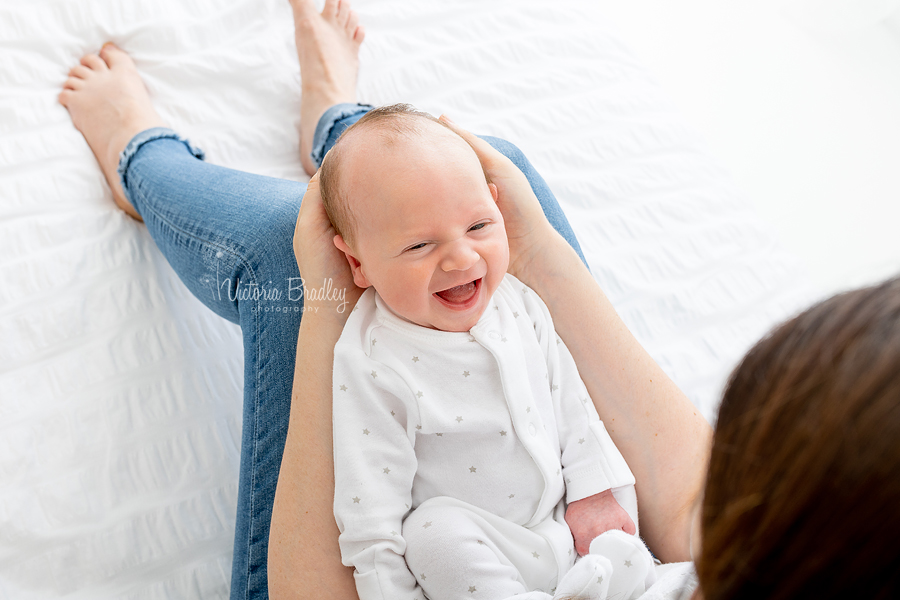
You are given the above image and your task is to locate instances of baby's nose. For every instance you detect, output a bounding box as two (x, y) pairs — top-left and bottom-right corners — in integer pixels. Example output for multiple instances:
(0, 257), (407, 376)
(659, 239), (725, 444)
(440, 240), (479, 272)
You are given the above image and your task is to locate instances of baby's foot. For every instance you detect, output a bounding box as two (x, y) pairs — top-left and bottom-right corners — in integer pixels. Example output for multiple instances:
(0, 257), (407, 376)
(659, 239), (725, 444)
(553, 553), (613, 600)
(58, 44), (167, 220)
(289, 0), (365, 175)
(587, 531), (657, 600)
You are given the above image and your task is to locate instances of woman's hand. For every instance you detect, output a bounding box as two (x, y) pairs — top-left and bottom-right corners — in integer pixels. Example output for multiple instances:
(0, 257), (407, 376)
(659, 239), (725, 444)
(439, 116), (570, 283)
(293, 172), (363, 315)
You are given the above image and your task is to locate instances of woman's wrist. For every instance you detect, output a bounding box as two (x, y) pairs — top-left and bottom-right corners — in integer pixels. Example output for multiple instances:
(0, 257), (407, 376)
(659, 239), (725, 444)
(509, 226), (585, 295)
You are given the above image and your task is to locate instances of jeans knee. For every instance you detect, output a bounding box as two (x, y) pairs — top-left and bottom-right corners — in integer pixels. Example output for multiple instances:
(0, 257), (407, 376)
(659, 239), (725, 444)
(479, 136), (529, 172)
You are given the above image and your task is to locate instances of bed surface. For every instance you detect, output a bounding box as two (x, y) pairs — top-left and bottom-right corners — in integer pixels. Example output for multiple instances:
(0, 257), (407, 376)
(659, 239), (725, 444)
(595, 0), (900, 297)
(0, 0), (813, 597)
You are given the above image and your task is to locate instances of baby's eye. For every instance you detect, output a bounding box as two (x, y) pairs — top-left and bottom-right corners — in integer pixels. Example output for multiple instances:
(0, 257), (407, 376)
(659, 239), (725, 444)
(406, 242), (427, 252)
(469, 223), (487, 232)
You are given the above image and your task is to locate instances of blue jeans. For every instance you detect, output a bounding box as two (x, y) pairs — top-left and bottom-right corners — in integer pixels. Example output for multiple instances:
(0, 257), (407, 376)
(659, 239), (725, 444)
(117, 103), (586, 599)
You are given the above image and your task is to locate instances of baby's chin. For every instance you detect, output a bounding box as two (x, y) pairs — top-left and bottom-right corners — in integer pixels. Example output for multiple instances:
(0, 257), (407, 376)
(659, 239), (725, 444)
(433, 313), (483, 333)
(409, 306), (487, 333)
(396, 299), (489, 333)
(392, 312), (481, 333)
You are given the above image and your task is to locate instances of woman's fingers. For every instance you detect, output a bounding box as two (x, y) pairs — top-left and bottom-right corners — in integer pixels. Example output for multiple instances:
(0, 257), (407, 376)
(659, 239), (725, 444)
(439, 115), (557, 278)
(292, 173), (339, 275)
(438, 113), (545, 226)
(293, 174), (324, 270)
(294, 173), (362, 311)
(438, 115), (515, 176)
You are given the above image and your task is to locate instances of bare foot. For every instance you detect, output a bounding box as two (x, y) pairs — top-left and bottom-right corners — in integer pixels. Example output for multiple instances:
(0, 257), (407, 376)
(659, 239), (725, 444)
(58, 44), (168, 220)
(290, 0), (365, 176)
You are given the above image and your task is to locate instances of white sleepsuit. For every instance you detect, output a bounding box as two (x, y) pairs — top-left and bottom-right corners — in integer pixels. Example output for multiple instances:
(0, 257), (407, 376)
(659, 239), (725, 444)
(333, 274), (637, 600)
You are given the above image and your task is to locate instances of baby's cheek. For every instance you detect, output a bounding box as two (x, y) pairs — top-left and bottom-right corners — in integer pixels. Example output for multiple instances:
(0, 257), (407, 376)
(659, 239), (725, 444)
(494, 239), (510, 273)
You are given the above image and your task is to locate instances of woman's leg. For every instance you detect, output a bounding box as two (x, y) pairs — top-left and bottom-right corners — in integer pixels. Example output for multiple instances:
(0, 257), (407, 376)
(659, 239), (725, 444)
(117, 120), (588, 600)
(114, 110), (590, 600)
(59, 39), (322, 600)
(60, 7), (587, 600)
(120, 130), (307, 598)
(69, 106), (591, 600)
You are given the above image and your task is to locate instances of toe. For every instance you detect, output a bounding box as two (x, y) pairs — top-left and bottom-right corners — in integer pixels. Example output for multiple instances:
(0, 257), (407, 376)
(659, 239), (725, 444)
(553, 554), (613, 600)
(99, 43), (134, 70)
(80, 53), (107, 71)
(346, 10), (359, 34)
(289, 0), (317, 18)
(336, 0), (350, 24)
(62, 76), (85, 91)
(58, 89), (73, 106)
(323, 0), (339, 19)
(68, 65), (93, 80)
(353, 24), (365, 44)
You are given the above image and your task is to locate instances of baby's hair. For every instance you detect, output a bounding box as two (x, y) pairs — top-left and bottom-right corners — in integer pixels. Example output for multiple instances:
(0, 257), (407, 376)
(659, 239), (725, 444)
(318, 103), (491, 247)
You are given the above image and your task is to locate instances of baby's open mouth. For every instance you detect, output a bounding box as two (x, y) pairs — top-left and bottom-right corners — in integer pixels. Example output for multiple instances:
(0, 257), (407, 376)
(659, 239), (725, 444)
(434, 279), (480, 306)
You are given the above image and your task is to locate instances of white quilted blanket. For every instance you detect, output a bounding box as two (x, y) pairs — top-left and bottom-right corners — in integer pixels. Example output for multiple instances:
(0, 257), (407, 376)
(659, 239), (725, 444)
(0, 0), (813, 597)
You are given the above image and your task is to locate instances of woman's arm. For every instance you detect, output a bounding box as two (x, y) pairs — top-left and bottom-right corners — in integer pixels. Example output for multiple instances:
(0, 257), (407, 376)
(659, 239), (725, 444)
(268, 175), (361, 599)
(268, 309), (358, 598)
(521, 234), (709, 562)
(442, 117), (712, 562)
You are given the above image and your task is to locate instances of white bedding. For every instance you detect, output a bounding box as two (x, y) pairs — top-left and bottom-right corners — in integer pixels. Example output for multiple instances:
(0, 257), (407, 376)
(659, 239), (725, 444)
(0, 0), (813, 597)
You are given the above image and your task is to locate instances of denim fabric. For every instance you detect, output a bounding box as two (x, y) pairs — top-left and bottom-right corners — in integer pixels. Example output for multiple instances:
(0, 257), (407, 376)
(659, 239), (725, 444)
(117, 104), (586, 599)
(309, 102), (372, 167)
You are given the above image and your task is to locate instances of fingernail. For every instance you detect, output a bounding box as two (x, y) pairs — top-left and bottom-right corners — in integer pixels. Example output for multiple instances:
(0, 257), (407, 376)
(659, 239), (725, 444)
(439, 114), (455, 125)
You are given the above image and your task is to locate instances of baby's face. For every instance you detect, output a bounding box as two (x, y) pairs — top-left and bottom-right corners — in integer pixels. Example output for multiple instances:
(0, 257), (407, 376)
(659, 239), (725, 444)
(337, 122), (509, 332)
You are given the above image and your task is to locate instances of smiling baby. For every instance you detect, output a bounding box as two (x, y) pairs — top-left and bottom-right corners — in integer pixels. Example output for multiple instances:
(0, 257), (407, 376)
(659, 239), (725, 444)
(323, 105), (645, 600)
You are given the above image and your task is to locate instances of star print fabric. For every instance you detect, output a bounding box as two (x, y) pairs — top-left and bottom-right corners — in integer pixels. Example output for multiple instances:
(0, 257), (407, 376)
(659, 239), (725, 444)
(403, 497), (567, 599)
(332, 275), (636, 600)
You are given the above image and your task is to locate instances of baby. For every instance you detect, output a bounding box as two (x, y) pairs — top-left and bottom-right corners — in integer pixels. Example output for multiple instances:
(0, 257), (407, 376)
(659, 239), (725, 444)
(324, 105), (651, 600)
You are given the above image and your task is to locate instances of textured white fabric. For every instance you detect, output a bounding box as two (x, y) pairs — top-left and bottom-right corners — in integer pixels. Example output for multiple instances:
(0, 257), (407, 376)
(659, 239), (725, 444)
(1, 0), (813, 597)
(403, 496), (569, 600)
(333, 275), (636, 600)
(555, 533), (695, 600)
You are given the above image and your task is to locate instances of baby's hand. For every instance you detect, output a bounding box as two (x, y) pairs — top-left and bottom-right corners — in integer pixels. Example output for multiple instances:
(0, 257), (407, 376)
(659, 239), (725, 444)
(565, 489), (636, 556)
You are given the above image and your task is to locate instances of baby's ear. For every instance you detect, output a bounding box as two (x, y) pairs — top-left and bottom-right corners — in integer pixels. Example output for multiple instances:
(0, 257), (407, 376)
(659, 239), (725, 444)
(333, 234), (372, 289)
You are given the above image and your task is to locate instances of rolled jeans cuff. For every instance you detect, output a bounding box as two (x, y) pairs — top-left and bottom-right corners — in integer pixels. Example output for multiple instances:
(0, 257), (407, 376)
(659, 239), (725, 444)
(117, 127), (206, 205)
(310, 102), (373, 168)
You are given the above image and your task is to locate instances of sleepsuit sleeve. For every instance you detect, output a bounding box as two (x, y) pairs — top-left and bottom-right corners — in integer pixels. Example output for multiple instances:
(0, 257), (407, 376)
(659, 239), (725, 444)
(332, 338), (426, 600)
(519, 284), (635, 504)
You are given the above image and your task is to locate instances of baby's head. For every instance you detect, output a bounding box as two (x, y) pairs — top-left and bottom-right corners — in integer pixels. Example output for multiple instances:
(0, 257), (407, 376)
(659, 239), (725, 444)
(320, 105), (509, 332)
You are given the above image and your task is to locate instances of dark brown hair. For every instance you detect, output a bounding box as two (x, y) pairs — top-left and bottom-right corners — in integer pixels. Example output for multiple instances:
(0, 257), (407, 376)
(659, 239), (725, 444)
(697, 277), (900, 599)
(318, 104), (489, 246)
